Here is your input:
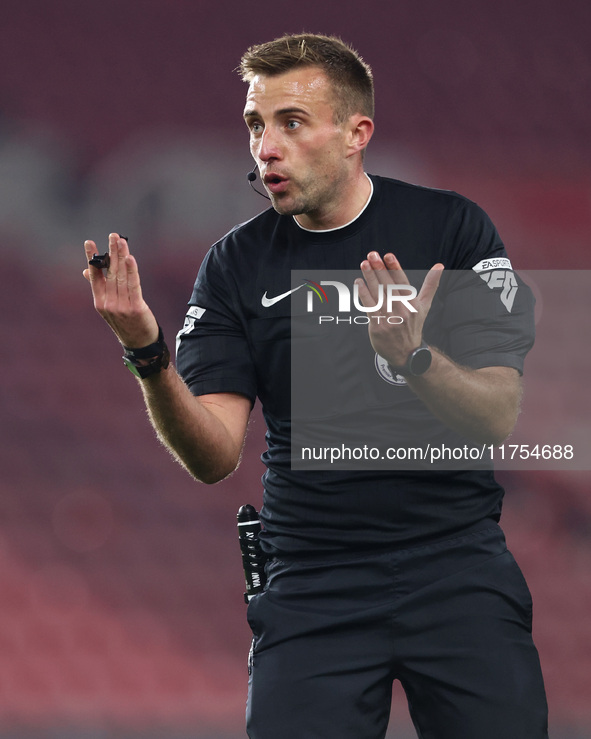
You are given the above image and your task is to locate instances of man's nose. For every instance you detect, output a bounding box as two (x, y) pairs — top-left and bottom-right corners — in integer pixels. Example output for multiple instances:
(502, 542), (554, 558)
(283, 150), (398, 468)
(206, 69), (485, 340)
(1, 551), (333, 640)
(257, 127), (282, 161)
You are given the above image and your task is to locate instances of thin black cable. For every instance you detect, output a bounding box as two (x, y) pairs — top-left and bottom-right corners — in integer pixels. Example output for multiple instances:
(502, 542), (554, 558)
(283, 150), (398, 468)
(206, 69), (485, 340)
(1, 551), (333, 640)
(247, 166), (271, 200)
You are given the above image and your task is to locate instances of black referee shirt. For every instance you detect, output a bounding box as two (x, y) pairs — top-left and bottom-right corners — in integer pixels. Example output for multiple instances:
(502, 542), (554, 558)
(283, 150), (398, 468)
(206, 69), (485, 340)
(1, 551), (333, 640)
(176, 175), (535, 555)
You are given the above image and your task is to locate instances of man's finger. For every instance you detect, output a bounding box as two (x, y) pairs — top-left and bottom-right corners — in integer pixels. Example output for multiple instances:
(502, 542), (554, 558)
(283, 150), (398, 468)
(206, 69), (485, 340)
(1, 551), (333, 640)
(418, 264), (444, 308)
(360, 252), (400, 304)
(420, 263), (445, 296)
(83, 239), (106, 303)
(84, 239), (104, 275)
(383, 253), (410, 285)
(106, 233), (121, 282)
(104, 233), (125, 310)
(360, 258), (383, 297)
(118, 236), (130, 258)
(116, 237), (132, 291)
(125, 254), (145, 309)
(355, 277), (379, 311)
(84, 239), (97, 262)
(366, 252), (395, 287)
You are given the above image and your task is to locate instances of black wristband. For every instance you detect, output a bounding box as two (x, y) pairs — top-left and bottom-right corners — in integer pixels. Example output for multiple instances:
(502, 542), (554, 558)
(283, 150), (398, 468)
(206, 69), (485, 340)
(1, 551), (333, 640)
(123, 327), (167, 359)
(122, 327), (170, 379)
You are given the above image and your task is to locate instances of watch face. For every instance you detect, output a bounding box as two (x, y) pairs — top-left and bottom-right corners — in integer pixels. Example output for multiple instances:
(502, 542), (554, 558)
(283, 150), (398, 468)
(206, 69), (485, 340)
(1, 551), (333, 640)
(411, 347), (432, 376)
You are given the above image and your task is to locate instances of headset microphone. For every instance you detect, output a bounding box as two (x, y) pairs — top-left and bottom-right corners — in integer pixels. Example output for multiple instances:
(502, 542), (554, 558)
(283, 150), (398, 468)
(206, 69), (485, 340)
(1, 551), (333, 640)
(247, 166), (271, 200)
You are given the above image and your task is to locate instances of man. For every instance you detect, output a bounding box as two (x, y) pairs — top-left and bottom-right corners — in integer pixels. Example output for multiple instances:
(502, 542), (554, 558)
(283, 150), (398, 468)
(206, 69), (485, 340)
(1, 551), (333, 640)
(84, 34), (548, 739)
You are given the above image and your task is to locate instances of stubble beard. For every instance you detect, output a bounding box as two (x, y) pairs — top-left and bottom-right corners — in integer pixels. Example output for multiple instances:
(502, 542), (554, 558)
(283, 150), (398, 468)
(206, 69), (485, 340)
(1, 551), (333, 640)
(269, 173), (338, 221)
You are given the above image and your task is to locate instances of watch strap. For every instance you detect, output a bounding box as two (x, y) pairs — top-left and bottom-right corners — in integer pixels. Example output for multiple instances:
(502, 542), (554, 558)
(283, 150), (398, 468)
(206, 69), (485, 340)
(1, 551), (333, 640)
(388, 340), (432, 377)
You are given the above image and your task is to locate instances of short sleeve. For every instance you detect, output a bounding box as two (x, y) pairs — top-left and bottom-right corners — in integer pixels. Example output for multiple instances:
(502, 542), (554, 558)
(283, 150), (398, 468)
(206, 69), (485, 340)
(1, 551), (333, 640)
(442, 197), (506, 268)
(429, 268), (535, 374)
(423, 200), (535, 373)
(427, 198), (536, 375)
(175, 246), (257, 404)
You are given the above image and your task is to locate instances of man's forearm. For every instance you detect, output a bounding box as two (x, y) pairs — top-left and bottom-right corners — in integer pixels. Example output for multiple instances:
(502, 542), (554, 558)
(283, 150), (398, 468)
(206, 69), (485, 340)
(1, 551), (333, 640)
(138, 366), (250, 484)
(82, 235), (250, 482)
(406, 349), (522, 446)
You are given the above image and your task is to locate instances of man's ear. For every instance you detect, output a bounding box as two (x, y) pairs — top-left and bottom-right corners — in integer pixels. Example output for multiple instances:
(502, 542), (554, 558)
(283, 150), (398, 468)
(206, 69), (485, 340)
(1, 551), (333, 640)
(346, 115), (374, 157)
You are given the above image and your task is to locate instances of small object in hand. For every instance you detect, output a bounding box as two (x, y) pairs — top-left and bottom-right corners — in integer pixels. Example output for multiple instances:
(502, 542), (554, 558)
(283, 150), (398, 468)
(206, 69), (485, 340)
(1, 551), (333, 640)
(89, 252), (110, 269)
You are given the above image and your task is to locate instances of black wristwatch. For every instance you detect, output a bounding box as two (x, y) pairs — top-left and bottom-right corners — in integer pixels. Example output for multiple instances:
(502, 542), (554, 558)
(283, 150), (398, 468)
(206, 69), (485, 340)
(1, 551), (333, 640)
(122, 327), (170, 379)
(388, 340), (432, 377)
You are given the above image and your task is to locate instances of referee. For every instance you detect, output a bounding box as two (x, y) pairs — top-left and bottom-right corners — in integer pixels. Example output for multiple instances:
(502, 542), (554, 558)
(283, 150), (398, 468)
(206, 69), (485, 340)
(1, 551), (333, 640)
(84, 33), (548, 739)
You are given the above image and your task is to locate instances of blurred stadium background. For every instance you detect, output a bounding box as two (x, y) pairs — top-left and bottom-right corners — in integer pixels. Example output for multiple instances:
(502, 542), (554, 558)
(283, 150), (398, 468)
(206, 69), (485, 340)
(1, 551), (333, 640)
(0, 0), (590, 737)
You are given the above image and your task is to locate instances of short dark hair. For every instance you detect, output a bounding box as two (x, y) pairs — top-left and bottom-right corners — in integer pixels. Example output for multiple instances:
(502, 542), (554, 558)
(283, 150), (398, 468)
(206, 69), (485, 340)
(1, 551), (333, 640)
(238, 33), (374, 124)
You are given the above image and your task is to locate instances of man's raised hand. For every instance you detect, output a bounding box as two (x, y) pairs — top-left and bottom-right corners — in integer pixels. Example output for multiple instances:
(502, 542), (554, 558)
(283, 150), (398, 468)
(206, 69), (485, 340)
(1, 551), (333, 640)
(83, 233), (159, 349)
(355, 251), (444, 368)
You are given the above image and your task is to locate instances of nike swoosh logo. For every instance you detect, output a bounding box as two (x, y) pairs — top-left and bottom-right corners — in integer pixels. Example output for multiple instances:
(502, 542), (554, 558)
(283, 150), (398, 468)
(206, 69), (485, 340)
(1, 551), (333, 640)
(261, 283), (306, 307)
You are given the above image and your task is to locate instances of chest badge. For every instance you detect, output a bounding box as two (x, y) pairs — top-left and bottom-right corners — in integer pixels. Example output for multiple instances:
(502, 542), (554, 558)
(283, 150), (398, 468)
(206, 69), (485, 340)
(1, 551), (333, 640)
(375, 353), (407, 386)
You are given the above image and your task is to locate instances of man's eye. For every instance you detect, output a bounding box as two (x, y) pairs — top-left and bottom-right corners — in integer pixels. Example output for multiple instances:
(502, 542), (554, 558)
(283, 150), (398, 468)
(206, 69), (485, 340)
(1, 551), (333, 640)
(251, 123), (263, 134)
(287, 120), (300, 130)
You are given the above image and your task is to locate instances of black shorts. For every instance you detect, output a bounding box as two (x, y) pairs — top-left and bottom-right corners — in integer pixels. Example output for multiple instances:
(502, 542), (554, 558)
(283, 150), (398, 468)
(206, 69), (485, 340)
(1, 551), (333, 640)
(246, 524), (548, 739)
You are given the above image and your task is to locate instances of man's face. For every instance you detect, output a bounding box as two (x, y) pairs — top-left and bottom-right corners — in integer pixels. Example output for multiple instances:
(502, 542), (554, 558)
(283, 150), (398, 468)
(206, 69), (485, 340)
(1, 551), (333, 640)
(243, 67), (353, 224)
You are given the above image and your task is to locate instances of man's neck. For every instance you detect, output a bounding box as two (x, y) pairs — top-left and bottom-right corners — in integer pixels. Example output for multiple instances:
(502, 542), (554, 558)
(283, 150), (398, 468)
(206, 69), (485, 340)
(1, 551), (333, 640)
(294, 171), (373, 231)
